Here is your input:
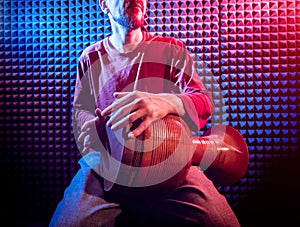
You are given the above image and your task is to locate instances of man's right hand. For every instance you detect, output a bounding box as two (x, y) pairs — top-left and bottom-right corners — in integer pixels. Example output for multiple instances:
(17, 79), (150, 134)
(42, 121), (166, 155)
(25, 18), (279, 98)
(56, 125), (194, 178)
(78, 108), (105, 154)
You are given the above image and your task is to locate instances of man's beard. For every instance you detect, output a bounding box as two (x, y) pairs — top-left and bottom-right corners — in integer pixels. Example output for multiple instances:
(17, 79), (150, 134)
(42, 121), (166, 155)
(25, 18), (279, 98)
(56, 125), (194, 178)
(114, 10), (145, 30)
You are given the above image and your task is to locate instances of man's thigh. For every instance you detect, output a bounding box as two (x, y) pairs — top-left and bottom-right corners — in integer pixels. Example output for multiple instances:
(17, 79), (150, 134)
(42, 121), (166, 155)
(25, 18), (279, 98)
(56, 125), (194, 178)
(49, 159), (121, 227)
(149, 166), (241, 226)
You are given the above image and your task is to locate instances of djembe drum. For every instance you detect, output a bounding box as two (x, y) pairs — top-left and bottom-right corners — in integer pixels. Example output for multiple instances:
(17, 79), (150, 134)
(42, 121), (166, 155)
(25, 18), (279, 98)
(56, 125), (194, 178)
(101, 115), (248, 195)
(107, 115), (194, 196)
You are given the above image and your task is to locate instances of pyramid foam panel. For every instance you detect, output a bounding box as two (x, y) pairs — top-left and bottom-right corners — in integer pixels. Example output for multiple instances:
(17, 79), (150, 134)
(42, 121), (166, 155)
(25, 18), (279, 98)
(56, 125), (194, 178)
(0, 0), (299, 225)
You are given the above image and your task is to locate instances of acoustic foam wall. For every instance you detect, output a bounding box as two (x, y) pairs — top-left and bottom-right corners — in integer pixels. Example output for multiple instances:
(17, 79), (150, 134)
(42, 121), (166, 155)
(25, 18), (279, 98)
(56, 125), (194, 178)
(0, 0), (299, 225)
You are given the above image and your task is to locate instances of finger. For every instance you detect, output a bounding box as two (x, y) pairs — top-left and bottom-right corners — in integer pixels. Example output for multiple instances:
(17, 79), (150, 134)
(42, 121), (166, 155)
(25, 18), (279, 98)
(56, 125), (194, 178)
(113, 92), (130, 98)
(78, 129), (90, 142)
(80, 122), (89, 131)
(81, 135), (91, 155)
(95, 108), (109, 124)
(107, 100), (140, 128)
(83, 134), (91, 147)
(95, 108), (102, 117)
(111, 109), (146, 131)
(82, 146), (90, 155)
(81, 118), (96, 131)
(102, 92), (135, 116)
(129, 118), (151, 138)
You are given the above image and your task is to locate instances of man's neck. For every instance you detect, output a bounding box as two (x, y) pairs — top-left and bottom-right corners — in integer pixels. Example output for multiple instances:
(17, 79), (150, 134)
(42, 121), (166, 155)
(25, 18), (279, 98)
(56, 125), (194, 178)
(109, 24), (144, 53)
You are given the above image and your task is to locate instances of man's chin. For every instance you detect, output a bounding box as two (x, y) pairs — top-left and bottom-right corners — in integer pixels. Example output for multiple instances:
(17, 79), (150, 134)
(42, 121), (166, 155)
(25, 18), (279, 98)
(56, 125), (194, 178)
(126, 19), (144, 30)
(114, 13), (144, 30)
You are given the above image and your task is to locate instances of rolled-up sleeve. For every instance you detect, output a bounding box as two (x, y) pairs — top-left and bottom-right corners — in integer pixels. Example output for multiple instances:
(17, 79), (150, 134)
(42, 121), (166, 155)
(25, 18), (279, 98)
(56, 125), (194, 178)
(172, 42), (215, 131)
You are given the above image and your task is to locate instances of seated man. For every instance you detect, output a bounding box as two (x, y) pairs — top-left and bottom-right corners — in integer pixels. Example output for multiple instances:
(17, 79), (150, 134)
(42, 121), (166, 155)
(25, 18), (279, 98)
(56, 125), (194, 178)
(50, 0), (241, 226)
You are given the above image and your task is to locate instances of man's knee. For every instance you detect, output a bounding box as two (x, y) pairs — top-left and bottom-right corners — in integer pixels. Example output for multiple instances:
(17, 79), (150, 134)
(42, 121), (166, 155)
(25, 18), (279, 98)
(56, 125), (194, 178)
(50, 202), (121, 227)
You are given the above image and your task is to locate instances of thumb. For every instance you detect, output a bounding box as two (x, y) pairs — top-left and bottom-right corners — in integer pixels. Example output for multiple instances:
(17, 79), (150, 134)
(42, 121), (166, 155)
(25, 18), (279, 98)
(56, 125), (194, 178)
(95, 108), (102, 117)
(96, 107), (110, 122)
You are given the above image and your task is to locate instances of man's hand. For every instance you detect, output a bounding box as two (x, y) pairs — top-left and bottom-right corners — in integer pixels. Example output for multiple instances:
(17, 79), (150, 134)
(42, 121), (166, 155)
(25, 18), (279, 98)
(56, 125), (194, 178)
(101, 91), (185, 138)
(78, 108), (105, 154)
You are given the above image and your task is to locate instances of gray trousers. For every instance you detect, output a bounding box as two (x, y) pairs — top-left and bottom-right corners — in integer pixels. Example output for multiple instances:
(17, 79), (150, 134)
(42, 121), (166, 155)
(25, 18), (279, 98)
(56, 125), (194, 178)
(50, 152), (240, 227)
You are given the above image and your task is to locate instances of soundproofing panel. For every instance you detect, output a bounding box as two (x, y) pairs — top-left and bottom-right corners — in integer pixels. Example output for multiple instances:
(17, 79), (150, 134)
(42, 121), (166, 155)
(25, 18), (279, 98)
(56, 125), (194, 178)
(1, 0), (299, 225)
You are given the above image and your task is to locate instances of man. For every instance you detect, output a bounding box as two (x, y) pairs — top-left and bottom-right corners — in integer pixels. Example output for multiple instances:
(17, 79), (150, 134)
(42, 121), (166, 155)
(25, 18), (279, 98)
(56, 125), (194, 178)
(50, 0), (241, 226)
